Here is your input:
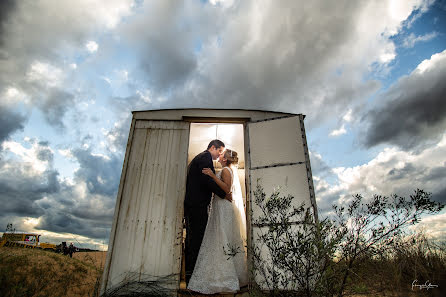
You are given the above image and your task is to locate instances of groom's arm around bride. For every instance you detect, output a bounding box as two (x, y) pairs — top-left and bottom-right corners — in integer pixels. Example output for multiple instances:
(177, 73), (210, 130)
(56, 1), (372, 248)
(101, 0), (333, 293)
(184, 151), (227, 209)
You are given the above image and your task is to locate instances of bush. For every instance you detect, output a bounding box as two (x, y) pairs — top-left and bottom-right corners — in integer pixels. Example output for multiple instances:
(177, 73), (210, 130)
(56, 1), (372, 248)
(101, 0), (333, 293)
(250, 181), (444, 297)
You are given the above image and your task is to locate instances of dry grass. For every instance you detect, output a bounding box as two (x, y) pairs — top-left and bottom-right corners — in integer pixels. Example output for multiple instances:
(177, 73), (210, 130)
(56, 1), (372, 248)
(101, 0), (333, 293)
(339, 238), (446, 297)
(0, 247), (105, 297)
(1, 240), (444, 297)
(73, 251), (107, 272)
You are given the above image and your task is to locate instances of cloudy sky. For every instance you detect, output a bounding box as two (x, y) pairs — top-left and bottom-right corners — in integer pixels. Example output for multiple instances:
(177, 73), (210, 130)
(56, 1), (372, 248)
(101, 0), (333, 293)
(1, 0), (445, 249)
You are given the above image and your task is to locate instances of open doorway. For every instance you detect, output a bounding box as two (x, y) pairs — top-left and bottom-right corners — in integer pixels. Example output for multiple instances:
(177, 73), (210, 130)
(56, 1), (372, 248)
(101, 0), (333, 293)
(187, 122), (246, 201)
(180, 122), (247, 289)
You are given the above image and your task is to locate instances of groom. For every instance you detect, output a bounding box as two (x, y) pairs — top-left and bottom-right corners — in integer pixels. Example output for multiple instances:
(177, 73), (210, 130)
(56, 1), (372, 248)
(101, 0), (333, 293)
(184, 139), (231, 284)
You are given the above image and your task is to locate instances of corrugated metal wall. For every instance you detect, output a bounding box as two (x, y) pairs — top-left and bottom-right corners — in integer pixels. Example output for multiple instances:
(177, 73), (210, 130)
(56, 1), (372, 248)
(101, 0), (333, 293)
(102, 120), (190, 292)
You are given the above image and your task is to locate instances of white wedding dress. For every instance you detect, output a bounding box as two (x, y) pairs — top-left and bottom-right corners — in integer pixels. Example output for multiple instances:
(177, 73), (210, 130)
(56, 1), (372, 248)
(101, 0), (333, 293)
(187, 166), (248, 294)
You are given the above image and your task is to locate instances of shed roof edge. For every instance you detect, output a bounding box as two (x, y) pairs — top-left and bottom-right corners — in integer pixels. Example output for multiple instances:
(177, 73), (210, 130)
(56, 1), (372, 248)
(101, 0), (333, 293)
(131, 108), (302, 116)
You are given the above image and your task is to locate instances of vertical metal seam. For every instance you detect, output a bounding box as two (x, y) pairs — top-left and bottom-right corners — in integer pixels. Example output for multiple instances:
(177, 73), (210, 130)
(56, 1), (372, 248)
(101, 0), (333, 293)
(140, 128), (156, 275)
(244, 121), (253, 289)
(299, 115), (319, 223)
(160, 128), (174, 274)
(140, 128), (158, 277)
(177, 122), (190, 286)
(152, 128), (164, 274)
(130, 128), (150, 279)
(138, 128), (152, 277)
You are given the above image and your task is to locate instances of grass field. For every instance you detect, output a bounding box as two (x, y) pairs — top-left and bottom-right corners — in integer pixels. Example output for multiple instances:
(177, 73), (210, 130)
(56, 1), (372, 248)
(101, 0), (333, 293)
(1, 244), (444, 296)
(0, 247), (105, 297)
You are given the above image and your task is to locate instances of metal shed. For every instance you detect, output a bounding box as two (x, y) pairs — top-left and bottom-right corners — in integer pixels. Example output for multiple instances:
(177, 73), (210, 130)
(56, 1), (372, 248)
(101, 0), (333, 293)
(100, 108), (317, 295)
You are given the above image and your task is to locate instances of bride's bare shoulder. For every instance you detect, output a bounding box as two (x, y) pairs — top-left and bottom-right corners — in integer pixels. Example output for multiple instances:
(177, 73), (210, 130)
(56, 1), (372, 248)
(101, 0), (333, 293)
(220, 167), (232, 181)
(221, 166), (232, 174)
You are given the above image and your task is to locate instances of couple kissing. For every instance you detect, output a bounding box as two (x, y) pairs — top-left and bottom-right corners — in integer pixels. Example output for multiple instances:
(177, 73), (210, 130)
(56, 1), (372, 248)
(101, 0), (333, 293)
(184, 139), (248, 294)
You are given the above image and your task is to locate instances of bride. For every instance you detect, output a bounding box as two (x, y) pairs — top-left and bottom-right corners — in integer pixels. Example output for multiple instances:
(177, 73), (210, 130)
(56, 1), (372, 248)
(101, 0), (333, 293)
(187, 149), (248, 294)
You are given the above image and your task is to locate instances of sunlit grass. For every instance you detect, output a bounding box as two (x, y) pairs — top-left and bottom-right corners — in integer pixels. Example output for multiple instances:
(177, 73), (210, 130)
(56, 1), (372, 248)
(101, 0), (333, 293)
(0, 247), (103, 297)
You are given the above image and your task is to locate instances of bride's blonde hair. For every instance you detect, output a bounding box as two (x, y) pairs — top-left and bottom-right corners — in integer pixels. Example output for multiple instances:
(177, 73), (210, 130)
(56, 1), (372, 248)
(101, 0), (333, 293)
(224, 149), (239, 166)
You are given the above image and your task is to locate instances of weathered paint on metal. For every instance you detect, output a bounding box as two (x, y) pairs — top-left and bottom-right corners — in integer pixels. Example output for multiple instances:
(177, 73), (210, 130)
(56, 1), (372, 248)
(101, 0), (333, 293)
(249, 164), (311, 222)
(101, 118), (136, 294)
(101, 120), (190, 294)
(247, 115), (316, 290)
(248, 116), (306, 168)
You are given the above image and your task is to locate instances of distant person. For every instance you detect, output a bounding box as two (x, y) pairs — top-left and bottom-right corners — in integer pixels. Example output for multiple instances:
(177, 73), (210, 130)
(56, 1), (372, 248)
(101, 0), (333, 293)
(62, 242), (68, 255)
(183, 139), (232, 284)
(68, 242), (75, 258)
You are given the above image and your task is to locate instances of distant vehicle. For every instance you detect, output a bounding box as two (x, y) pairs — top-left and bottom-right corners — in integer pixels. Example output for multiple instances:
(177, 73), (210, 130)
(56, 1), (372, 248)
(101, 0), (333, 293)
(0, 232), (60, 252)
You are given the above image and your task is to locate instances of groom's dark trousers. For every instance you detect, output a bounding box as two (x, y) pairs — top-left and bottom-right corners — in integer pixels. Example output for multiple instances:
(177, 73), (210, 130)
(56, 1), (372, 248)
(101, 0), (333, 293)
(184, 150), (226, 284)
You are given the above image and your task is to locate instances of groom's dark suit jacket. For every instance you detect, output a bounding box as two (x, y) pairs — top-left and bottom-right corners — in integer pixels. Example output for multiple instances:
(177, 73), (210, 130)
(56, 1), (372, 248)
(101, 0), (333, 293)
(184, 150), (227, 209)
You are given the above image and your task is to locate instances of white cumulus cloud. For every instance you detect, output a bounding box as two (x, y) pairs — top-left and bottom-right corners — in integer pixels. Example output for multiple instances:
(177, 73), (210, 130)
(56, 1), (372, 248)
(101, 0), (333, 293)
(329, 125), (347, 137)
(402, 32), (438, 48)
(415, 49), (446, 74)
(26, 61), (64, 87)
(411, 212), (446, 240)
(2, 139), (54, 174)
(321, 133), (446, 200)
(343, 109), (353, 122)
(86, 41), (99, 53)
(2, 87), (29, 106)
